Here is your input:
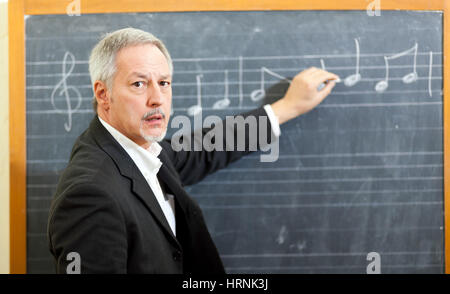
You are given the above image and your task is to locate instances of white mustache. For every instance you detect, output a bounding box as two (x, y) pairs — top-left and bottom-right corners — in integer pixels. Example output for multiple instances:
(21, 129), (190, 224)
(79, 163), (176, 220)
(142, 108), (166, 121)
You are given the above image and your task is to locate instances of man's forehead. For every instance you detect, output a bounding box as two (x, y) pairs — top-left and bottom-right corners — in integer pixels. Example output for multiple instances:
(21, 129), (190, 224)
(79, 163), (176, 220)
(128, 71), (171, 79)
(116, 44), (169, 69)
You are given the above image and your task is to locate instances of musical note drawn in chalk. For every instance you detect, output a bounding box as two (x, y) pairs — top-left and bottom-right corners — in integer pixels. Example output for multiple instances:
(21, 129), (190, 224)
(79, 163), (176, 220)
(250, 67), (291, 102)
(344, 38), (362, 87)
(317, 59), (330, 91)
(428, 51), (433, 98)
(375, 43), (418, 93)
(238, 56), (244, 109)
(50, 51), (82, 132)
(213, 70), (230, 109)
(187, 74), (203, 116)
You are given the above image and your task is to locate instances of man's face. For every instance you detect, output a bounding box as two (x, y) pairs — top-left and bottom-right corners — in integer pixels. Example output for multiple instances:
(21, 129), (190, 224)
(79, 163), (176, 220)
(106, 44), (172, 148)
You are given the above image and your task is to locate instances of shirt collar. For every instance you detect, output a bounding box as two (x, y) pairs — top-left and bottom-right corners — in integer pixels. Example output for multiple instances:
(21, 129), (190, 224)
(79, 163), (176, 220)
(98, 116), (162, 175)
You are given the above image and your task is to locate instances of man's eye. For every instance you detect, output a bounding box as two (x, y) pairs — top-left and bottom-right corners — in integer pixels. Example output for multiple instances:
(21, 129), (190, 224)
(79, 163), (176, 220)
(133, 81), (145, 88)
(160, 81), (171, 87)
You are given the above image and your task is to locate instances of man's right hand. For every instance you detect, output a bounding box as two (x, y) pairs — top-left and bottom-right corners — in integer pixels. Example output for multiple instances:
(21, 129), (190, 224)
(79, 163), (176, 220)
(271, 67), (340, 124)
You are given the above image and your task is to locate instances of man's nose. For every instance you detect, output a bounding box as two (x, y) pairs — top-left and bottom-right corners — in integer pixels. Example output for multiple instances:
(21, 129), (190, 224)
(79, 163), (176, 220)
(146, 81), (163, 107)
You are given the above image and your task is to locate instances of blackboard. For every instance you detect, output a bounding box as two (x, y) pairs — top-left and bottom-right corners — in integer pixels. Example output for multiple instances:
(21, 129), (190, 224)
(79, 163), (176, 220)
(25, 10), (444, 273)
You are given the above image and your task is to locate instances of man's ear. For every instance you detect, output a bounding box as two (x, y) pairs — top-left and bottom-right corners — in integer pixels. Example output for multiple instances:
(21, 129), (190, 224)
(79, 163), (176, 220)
(94, 80), (111, 111)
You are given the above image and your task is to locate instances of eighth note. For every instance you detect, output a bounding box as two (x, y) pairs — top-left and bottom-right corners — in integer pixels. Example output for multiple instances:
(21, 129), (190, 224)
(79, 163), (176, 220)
(213, 70), (230, 109)
(50, 51), (82, 132)
(187, 74), (203, 116)
(317, 58), (341, 91)
(428, 51), (433, 98)
(250, 67), (291, 102)
(375, 43), (418, 93)
(344, 38), (362, 87)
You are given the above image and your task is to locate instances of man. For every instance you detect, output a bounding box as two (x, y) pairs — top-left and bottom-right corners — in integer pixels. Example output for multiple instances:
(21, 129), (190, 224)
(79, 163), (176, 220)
(47, 28), (339, 274)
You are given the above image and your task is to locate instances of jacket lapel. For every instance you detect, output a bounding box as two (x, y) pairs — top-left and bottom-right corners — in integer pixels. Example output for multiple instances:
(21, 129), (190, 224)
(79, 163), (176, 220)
(157, 149), (191, 217)
(88, 117), (180, 248)
(129, 168), (178, 243)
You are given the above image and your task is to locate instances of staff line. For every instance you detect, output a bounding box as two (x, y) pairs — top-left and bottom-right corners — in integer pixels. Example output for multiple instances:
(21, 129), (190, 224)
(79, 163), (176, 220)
(221, 251), (442, 258)
(26, 151), (442, 159)
(26, 89), (444, 102)
(25, 64), (444, 77)
(190, 189), (443, 197)
(26, 201), (442, 212)
(26, 160), (443, 168)
(226, 265), (443, 271)
(26, 153), (443, 163)
(174, 52), (442, 62)
(200, 201), (443, 210)
(25, 101), (443, 114)
(220, 164), (442, 172)
(196, 176), (443, 185)
(172, 76), (442, 86)
(28, 176), (443, 188)
(25, 51), (443, 65)
(282, 127), (443, 132)
(29, 189), (443, 199)
(25, 76), (443, 90)
(242, 151), (443, 159)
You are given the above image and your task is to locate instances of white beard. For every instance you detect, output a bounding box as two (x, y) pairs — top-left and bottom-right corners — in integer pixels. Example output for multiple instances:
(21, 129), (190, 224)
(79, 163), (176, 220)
(140, 126), (167, 143)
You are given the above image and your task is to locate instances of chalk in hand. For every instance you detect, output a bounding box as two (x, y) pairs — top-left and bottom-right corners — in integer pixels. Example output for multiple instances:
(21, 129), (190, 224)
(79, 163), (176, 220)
(317, 77), (341, 91)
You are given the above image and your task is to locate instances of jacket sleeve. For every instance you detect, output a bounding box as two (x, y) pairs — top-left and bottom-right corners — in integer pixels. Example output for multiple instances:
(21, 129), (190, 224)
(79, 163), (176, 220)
(164, 107), (276, 186)
(47, 184), (128, 274)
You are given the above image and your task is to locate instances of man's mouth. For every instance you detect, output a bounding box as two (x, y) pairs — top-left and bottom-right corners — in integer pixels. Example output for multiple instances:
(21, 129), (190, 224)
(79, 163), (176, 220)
(144, 114), (163, 122)
(142, 111), (165, 127)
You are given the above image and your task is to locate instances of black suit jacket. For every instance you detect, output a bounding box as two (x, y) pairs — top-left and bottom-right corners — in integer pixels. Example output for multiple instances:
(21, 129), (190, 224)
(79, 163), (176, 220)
(47, 107), (273, 274)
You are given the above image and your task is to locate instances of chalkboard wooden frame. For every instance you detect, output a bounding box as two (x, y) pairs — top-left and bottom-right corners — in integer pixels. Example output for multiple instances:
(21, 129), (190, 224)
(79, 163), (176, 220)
(9, 0), (449, 274)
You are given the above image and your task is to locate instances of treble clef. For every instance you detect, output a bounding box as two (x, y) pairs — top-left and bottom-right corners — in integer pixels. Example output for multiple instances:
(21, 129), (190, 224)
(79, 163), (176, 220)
(50, 51), (82, 132)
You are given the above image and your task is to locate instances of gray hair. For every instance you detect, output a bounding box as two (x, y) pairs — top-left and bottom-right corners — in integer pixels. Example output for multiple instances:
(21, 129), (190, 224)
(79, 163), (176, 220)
(89, 28), (173, 114)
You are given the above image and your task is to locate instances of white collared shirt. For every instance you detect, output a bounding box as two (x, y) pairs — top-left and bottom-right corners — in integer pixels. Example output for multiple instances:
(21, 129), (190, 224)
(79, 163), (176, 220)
(98, 117), (177, 236)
